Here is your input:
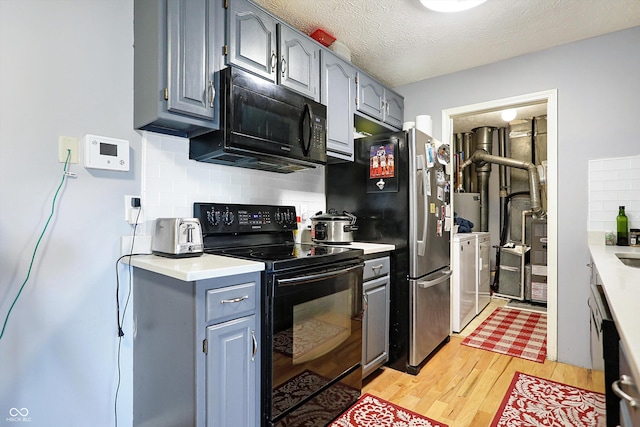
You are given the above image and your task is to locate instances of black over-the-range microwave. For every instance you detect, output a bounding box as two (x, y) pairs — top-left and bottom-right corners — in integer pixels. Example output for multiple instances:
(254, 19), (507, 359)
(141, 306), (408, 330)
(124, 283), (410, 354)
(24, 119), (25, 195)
(189, 66), (327, 173)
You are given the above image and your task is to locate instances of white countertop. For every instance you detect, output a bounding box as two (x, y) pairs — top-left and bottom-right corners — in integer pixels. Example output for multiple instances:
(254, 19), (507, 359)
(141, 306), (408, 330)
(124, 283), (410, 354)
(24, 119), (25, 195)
(337, 242), (395, 255)
(588, 241), (640, 386)
(123, 253), (265, 282)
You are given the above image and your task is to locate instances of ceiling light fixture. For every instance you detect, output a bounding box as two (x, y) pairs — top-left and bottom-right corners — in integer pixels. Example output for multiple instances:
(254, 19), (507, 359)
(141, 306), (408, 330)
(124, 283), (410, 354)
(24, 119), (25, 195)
(501, 109), (517, 122)
(420, 0), (487, 13)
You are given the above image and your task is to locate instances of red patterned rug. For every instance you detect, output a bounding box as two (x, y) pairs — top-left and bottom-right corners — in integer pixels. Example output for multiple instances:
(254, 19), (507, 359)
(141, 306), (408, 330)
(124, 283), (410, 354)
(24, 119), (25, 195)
(491, 372), (606, 426)
(461, 307), (547, 363)
(329, 393), (448, 427)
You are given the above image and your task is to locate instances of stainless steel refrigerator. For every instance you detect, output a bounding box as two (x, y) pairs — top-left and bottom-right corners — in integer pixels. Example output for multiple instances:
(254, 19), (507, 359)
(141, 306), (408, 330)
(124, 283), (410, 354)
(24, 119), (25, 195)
(326, 128), (451, 374)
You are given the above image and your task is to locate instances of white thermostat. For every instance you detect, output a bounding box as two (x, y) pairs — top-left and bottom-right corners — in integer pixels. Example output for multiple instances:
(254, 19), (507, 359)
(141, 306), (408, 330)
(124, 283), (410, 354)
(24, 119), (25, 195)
(84, 134), (130, 171)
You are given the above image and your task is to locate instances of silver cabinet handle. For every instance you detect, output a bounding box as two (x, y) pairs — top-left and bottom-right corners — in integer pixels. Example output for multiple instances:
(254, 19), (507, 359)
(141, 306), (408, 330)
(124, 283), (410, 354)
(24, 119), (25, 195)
(281, 57), (287, 77)
(270, 51), (277, 72)
(207, 80), (215, 108)
(371, 264), (384, 275)
(612, 375), (639, 408)
(251, 330), (257, 361)
(220, 295), (249, 304)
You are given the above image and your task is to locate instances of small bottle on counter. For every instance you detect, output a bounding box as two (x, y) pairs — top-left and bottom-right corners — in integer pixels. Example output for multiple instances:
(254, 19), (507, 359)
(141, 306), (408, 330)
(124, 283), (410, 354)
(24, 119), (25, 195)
(616, 205), (628, 246)
(630, 229), (640, 247)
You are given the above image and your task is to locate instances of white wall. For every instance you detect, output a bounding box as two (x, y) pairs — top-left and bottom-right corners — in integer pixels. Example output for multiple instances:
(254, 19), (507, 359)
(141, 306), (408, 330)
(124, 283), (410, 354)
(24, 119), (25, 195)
(0, 2), (325, 426)
(0, 2), (139, 426)
(396, 26), (640, 367)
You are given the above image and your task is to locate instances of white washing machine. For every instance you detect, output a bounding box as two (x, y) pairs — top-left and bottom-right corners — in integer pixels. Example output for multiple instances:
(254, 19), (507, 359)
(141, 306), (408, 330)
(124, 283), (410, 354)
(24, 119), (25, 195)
(452, 234), (477, 333)
(474, 232), (491, 314)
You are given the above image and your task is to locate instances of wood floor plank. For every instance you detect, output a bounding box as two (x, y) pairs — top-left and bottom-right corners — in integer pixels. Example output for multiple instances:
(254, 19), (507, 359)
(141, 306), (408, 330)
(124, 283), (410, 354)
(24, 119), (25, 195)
(362, 331), (605, 427)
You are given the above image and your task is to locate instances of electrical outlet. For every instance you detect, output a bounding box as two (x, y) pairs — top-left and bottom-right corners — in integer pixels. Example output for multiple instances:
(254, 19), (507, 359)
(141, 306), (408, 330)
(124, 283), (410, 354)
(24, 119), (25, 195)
(124, 195), (143, 224)
(58, 136), (79, 163)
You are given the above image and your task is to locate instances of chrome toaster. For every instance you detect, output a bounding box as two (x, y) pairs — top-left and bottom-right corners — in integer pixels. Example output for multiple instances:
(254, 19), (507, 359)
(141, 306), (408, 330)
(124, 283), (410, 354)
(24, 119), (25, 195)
(152, 218), (203, 258)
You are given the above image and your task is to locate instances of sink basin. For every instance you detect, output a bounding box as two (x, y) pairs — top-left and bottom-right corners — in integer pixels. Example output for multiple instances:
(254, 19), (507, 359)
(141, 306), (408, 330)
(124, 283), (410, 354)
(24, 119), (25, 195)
(615, 253), (640, 268)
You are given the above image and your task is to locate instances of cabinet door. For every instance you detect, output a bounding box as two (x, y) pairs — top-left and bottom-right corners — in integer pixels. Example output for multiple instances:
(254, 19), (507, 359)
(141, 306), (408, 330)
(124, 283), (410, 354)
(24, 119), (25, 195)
(321, 51), (356, 161)
(206, 315), (258, 427)
(278, 23), (320, 101)
(167, 0), (218, 121)
(356, 72), (385, 122)
(362, 275), (390, 378)
(383, 88), (404, 129)
(227, 0), (277, 82)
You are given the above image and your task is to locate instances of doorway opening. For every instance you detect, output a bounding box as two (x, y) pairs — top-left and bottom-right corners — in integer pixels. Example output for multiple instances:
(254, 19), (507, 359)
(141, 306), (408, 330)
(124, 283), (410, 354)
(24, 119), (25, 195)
(442, 89), (558, 361)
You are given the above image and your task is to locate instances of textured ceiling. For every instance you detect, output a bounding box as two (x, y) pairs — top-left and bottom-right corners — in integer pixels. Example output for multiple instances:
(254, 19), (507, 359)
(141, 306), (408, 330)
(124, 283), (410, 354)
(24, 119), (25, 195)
(253, 0), (640, 88)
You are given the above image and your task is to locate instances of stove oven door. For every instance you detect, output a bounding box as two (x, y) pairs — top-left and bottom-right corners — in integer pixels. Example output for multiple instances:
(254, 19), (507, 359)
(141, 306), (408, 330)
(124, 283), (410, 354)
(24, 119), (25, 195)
(268, 261), (363, 426)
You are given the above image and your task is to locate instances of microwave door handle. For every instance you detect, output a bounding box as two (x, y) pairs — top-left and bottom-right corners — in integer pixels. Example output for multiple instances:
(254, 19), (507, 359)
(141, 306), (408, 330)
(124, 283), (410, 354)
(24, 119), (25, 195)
(300, 103), (313, 156)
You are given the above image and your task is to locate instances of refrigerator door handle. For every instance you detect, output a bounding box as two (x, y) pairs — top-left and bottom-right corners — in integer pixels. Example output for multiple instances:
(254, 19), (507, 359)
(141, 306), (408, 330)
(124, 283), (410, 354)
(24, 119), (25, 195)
(418, 270), (452, 289)
(417, 154), (428, 256)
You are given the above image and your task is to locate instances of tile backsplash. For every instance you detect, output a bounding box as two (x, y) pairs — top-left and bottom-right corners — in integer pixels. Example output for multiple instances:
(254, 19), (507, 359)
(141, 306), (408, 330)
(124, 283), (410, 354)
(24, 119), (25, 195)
(141, 132), (326, 231)
(588, 154), (640, 232)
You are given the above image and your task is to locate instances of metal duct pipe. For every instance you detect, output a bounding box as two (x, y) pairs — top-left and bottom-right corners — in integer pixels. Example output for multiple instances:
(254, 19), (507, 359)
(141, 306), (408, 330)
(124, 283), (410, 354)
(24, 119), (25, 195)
(472, 127), (495, 231)
(498, 127), (508, 232)
(478, 171), (490, 231)
(498, 128), (508, 195)
(463, 132), (473, 191)
(460, 151), (542, 215)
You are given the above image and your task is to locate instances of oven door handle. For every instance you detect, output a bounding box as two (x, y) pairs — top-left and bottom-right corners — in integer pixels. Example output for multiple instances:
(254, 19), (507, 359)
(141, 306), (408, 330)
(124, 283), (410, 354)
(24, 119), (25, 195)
(277, 264), (363, 286)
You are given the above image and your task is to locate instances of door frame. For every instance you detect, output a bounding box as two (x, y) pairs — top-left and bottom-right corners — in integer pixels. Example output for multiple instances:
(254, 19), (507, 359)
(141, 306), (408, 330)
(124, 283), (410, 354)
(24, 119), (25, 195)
(442, 89), (558, 361)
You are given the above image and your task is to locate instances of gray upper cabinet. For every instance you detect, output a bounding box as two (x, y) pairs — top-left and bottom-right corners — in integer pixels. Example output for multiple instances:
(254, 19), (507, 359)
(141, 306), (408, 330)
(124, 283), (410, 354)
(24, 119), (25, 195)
(357, 72), (385, 122)
(226, 0), (320, 101)
(134, 0), (220, 138)
(227, 0), (277, 81)
(321, 50), (356, 161)
(356, 72), (404, 129)
(384, 88), (404, 129)
(278, 23), (320, 101)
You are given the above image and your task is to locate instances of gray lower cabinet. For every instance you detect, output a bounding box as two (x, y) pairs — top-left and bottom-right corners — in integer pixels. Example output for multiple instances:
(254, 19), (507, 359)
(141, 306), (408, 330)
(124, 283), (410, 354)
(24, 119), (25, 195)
(616, 341), (640, 427)
(226, 0), (320, 101)
(356, 72), (404, 130)
(134, 0), (221, 138)
(132, 268), (260, 427)
(206, 315), (257, 427)
(321, 50), (357, 161)
(362, 256), (391, 378)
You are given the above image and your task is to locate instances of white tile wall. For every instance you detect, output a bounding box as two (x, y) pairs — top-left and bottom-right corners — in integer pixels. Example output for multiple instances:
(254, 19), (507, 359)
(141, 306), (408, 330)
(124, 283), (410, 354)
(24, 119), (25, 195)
(141, 132), (326, 231)
(588, 154), (640, 231)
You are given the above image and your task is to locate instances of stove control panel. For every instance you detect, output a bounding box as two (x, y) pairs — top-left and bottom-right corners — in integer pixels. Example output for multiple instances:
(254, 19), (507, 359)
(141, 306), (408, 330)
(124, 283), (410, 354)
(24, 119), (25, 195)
(194, 203), (297, 234)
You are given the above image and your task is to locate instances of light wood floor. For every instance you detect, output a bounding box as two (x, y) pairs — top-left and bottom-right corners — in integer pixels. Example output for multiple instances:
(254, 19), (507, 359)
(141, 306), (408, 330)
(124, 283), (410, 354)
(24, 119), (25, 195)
(363, 300), (604, 427)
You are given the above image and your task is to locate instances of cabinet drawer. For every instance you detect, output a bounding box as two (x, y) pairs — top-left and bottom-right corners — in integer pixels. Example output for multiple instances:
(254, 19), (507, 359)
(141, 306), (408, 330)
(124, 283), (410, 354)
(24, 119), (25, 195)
(364, 257), (390, 281)
(205, 282), (256, 323)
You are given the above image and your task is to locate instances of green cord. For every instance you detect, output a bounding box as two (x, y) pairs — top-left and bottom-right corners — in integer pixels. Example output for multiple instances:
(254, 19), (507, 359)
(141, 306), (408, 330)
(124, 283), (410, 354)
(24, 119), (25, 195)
(0, 150), (71, 340)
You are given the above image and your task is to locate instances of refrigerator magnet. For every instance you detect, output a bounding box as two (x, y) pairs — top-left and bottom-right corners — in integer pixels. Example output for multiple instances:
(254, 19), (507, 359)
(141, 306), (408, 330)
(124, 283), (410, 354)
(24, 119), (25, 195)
(425, 143), (435, 168)
(437, 186), (444, 201)
(367, 140), (398, 193)
(437, 219), (443, 237)
(444, 216), (452, 232)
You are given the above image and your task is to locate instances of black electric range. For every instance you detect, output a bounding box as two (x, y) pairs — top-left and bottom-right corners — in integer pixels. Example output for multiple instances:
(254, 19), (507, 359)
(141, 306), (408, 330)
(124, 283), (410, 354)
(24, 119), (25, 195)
(194, 202), (365, 427)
